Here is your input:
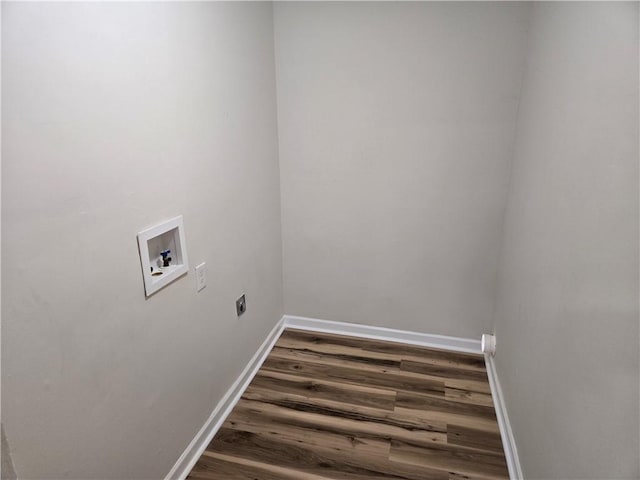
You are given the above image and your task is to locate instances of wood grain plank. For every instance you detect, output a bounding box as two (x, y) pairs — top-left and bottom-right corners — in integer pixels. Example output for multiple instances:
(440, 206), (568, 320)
(276, 332), (402, 364)
(393, 408), (499, 433)
(280, 329), (487, 372)
(188, 451), (331, 480)
(262, 352), (446, 396)
(389, 439), (509, 480)
(211, 427), (449, 480)
(445, 378), (492, 395)
(395, 391), (497, 420)
(253, 369), (397, 411)
(445, 386), (494, 407)
(224, 405), (391, 458)
(446, 424), (505, 455)
(270, 343), (401, 370)
(401, 360), (489, 382)
(237, 390), (448, 447)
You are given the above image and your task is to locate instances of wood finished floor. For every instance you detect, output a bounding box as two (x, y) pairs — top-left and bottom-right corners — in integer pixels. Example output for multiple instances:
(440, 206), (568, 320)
(187, 329), (508, 480)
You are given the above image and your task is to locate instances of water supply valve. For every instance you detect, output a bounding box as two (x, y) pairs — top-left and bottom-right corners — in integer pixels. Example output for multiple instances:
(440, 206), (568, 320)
(160, 250), (172, 268)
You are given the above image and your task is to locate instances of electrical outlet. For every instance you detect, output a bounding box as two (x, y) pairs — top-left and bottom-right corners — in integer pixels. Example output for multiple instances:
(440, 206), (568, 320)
(235, 294), (246, 316)
(195, 263), (206, 292)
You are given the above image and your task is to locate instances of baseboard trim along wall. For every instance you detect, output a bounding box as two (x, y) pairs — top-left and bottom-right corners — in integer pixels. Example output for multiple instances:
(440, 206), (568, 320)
(164, 319), (287, 480)
(485, 354), (524, 479)
(165, 314), (522, 480)
(282, 315), (482, 354)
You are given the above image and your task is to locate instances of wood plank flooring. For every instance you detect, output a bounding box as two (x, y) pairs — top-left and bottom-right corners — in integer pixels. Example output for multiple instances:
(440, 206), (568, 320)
(187, 329), (508, 480)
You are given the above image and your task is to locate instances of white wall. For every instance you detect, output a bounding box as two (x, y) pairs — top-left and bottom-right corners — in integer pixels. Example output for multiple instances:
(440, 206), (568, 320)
(493, 3), (639, 478)
(1, 2), (283, 478)
(274, 2), (530, 338)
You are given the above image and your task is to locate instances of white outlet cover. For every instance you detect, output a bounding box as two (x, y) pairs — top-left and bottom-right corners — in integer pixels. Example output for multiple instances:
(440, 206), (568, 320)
(195, 262), (206, 292)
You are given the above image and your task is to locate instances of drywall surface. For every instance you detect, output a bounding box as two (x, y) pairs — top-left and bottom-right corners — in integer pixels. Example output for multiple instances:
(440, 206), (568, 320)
(2, 2), (283, 478)
(274, 2), (530, 338)
(493, 3), (639, 478)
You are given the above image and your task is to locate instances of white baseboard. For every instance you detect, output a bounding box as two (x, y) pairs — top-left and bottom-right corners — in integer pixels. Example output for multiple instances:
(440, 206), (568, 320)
(283, 314), (482, 354)
(485, 354), (523, 480)
(164, 318), (286, 480)
(165, 314), (521, 480)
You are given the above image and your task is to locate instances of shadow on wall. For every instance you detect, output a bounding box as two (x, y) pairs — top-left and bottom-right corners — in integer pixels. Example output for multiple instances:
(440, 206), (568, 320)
(1, 425), (17, 480)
